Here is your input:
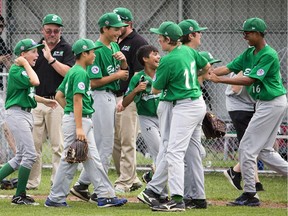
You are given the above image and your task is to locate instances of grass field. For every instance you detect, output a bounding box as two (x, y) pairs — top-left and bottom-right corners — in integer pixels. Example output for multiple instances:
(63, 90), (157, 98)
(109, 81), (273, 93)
(0, 168), (287, 216)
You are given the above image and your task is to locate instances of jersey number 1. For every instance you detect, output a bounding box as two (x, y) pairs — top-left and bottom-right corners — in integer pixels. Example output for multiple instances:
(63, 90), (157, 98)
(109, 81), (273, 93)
(184, 61), (197, 89)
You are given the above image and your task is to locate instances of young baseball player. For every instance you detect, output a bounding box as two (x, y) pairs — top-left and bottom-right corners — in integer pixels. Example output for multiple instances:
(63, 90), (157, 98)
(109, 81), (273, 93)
(70, 12), (129, 202)
(138, 21), (210, 212)
(178, 20), (211, 209)
(210, 17), (288, 206)
(0, 38), (57, 205)
(122, 45), (161, 167)
(45, 38), (127, 207)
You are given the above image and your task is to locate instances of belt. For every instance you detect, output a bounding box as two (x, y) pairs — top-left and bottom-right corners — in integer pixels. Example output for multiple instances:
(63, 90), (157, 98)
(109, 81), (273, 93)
(21, 107), (32, 113)
(67, 112), (92, 119)
(108, 89), (124, 97)
(43, 95), (55, 99)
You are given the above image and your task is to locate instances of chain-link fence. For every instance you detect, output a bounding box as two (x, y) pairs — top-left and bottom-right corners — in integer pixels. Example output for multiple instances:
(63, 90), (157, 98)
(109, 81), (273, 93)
(0, 0), (287, 171)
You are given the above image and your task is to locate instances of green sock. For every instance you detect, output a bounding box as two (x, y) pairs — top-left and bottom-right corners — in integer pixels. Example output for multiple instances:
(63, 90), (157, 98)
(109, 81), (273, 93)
(172, 195), (183, 202)
(15, 166), (31, 196)
(0, 163), (14, 181)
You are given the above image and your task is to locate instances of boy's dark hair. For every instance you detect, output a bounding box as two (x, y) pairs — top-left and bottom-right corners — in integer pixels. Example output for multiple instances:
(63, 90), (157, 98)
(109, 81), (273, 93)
(75, 50), (91, 60)
(179, 34), (190, 44)
(163, 35), (178, 46)
(100, 26), (111, 34)
(136, 45), (158, 66)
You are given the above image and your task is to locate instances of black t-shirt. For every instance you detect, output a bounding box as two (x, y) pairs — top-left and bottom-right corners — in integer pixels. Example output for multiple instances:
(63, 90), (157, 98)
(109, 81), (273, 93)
(34, 37), (75, 96)
(0, 37), (11, 90)
(118, 30), (148, 93)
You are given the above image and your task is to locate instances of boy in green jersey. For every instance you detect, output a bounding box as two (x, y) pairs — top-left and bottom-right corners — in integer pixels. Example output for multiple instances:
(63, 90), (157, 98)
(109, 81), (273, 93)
(0, 39), (57, 205)
(45, 38), (127, 207)
(70, 12), (130, 202)
(122, 44), (161, 171)
(210, 17), (288, 206)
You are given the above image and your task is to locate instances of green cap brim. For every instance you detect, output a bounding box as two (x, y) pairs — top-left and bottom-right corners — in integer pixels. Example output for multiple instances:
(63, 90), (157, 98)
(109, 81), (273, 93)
(110, 23), (129, 27)
(150, 28), (161, 35)
(210, 59), (221, 64)
(29, 44), (45, 51)
(198, 27), (208, 31)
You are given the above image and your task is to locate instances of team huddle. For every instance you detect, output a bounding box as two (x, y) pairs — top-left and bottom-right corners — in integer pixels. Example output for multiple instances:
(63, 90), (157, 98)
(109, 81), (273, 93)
(0, 6), (287, 212)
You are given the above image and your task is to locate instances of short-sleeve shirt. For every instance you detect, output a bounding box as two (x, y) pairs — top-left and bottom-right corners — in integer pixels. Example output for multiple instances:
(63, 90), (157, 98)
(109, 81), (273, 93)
(227, 45), (286, 101)
(153, 45), (208, 101)
(118, 30), (148, 93)
(34, 37), (75, 97)
(57, 64), (94, 115)
(87, 41), (121, 91)
(125, 70), (160, 116)
(5, 64), (36, 109)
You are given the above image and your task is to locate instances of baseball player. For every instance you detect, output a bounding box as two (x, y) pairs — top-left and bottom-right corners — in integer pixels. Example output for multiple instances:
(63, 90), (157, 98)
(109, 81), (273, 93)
(0, 38), (57, 205)
(178, 20), (210, 209)
(210, 17), (288, 206)
(138, 21), (210, 212)
(122, 45), (161, 168)
(45, 38), (127, 208)
(70, 12), (129, 202)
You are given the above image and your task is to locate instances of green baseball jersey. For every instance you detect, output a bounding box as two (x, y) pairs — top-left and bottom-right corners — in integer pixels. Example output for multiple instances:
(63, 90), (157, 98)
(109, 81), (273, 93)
(125, 70), (160, 116)
(87, 40), (121, 91)
(153, 45), (208, 101)
(227, 45), (286, 100)
(58, 64), (94, 115)
(5, 64), (37, 109)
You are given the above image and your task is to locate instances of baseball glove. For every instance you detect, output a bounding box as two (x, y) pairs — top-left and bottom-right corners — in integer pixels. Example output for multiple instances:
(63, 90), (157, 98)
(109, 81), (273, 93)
(202, 111), (226, 139)
(0, 178), (18, 190)
(65, 139), (89, 163)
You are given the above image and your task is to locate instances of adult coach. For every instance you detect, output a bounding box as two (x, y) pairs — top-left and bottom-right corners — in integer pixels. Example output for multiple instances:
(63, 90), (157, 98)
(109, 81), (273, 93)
(210, 17), (288, 206)
(27, 14), (75, 189)
(112, 7), (148, 193)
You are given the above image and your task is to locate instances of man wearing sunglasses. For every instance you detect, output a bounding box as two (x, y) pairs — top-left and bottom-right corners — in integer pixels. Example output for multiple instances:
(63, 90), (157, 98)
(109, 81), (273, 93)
(27, 14), (75, 190)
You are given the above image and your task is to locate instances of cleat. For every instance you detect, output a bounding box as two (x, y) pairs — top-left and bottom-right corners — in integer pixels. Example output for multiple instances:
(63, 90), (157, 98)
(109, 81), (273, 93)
(227, 192), (260, 207)
(70, 182), (90, 201)
(152, 200), (185, 212)
(224, 167), (242, 190)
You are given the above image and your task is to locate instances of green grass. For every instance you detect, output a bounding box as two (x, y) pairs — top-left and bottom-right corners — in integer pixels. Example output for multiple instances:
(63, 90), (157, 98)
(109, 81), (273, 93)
(0, 169), (287, 216)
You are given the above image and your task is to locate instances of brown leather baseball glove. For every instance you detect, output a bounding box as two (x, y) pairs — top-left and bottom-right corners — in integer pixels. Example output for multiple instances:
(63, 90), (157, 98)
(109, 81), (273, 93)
(202, 111), (226, 139)
(65, 139), (88, 163)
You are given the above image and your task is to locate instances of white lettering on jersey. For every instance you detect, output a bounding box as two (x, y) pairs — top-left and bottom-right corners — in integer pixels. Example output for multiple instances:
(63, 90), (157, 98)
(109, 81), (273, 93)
(21, 71), (28, 76)
(243, 68), (251, 76)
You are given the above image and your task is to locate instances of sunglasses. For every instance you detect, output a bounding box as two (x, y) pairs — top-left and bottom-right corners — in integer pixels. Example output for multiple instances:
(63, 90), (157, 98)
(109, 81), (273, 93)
(243, 31), (253, 36)
(43, 28), (61, 35)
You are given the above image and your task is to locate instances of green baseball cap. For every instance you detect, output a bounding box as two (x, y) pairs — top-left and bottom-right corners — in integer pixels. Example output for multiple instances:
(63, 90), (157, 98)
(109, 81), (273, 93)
(98, 12), (129, 28)
(199, 51), (221, 64)
(178, 19), (207, 35)
(239, 17), (266, 33)
(42, 14), (63, 26)
(14, 38), (45, 56)
(72, 38), (99, 55)
(150, 21), (183, 41)
(113, 7), (133, 21)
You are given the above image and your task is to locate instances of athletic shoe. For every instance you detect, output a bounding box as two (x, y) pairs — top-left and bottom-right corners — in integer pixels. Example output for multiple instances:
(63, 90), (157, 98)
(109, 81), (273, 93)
(137, 188), (161, 207)
(227, 192), (260, 206)
(11, 193), (39, 206)
(151, 200), (185, 212)
(130, 182), (143, 191)
(255, 182), (265, 191)
(184, 198), (207, 209)
(97, 197), (128, 207)
(44, 197), (69, 207)
(224, 167), (242, 190)
(70, 182), (90, 201)
(89, 193), (98, 204)
(142, 171), (152, 184)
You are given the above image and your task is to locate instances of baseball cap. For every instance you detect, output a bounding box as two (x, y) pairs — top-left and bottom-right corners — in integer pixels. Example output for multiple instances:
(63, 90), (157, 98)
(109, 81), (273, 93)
(72, 38), (98, 55)
(178, 19), (207, 35)
(199, 51), (221, 64)
(42, 14), (63, 26)
(113, 7), (133, 21)
(239, 17), (266, 33)
(150, 21), (183, 41)
(14, 38), (45, 56)
(98, 12), (129, 28)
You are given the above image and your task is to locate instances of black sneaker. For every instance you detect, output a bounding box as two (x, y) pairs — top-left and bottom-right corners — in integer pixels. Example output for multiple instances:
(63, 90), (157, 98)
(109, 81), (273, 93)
(227, 192), (260, 206)
(184, 198), (207, 209)
(70, 182), (90, 201)
(11, 193), (39, 206)
(224, 167), (242, 190)
(130, 182), (143, 192)
(89, 193), (98, 204)
(152, 200), (185, 212)
(142, 171), (152, 184)
(255, 182), (265, 191)
(137, 188), (161, 207)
